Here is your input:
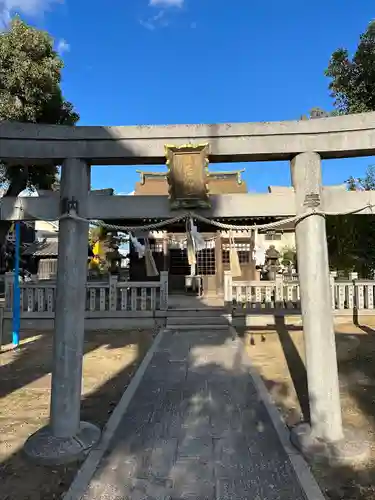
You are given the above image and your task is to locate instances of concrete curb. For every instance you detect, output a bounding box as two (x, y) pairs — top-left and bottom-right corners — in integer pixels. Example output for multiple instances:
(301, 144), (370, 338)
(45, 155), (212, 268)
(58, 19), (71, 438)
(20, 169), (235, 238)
(62, 327), (165, 500)
(238, 333), (326, 500)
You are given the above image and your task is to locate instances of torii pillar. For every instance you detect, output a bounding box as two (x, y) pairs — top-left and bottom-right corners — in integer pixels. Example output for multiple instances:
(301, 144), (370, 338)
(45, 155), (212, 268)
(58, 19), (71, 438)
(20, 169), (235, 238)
(291, 153), (369, 463)
(24, 158), (100, 464)
(291, 152), (343, 444)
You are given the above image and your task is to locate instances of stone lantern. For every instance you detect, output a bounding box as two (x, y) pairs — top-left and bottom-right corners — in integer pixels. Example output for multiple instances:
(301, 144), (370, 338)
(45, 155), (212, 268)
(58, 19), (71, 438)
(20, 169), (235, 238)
(264, 245), (281, 280)
(106, 233), (122, 275)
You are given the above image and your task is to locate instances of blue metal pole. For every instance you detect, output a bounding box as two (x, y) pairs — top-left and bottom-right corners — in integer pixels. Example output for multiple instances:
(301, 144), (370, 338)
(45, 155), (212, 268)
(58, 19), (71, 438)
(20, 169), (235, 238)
(12, 222), (20, 347)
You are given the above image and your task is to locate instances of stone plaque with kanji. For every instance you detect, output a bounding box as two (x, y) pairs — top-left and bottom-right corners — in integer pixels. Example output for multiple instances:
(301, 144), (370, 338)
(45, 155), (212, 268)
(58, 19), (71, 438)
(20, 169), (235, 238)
(165, 143), (210, 210)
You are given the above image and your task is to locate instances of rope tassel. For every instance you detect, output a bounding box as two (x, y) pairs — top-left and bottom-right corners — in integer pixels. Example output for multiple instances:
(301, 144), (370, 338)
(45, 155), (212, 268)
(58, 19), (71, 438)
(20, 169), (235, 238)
(144, 237), (159, 277)
(130, 234), (145, 258)
(229, 231), (241, 277)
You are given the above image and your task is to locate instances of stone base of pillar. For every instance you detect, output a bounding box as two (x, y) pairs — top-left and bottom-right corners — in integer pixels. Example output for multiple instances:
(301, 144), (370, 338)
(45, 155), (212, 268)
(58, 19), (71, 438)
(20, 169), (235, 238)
(290, 422), (370, 466)
(23, 421), (100, 466)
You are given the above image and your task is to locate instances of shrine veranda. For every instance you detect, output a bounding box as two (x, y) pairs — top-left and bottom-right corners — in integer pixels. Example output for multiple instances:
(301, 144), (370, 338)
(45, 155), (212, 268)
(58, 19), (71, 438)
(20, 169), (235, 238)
(1, 112), (375, 463)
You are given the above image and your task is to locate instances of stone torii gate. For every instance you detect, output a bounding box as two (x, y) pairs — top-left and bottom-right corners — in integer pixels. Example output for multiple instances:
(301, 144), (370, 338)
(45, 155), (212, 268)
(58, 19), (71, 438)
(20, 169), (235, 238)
(1, 113), (375, 464)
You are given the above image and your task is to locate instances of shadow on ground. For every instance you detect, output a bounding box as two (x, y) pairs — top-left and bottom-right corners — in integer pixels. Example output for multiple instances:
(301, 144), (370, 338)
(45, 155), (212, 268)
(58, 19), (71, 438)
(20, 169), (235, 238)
(0, 328), (153, 500)
(0, 330), (117, 399)
(3, 292), (375, 500)
(79, 324), (307, 500)
(244, 315), (375, 500)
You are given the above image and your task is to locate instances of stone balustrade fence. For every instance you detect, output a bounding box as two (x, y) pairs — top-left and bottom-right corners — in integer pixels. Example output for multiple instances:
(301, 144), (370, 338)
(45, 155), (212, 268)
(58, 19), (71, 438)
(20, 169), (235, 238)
(3, 271), (169, 317)
(224, 271), (375, 313)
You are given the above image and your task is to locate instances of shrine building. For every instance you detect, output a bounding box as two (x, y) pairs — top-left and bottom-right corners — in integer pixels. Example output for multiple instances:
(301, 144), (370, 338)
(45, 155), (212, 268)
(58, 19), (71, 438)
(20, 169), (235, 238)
(126, 168), (295, 296)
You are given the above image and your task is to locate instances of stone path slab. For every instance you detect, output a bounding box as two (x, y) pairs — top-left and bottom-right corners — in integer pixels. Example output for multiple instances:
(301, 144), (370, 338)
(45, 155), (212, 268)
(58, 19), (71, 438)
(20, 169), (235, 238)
(79, 328), (309, 500)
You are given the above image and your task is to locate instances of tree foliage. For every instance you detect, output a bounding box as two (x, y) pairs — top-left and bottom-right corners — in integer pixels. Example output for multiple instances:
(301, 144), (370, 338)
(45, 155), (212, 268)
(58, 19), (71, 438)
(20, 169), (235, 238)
(89, 226), (124, 274)
(326, 166), (375, 277)
(325, 20), (375, 114)
(299, 107), (332, 120)
(0, 17), (78, 248)
(303, 21), (375, 119)
(303, 18), (375, 276)
(280, 246), (297, 267)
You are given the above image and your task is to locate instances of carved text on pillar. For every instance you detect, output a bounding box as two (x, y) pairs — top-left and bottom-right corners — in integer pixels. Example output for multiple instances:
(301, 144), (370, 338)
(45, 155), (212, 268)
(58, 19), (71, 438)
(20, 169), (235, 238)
(303, 193), (321, 208)
(61, 197), (79, 215)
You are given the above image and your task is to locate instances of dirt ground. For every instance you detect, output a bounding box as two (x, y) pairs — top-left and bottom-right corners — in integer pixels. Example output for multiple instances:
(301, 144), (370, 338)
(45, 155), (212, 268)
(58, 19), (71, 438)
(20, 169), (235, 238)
(244, 319), (375, 500)
(3, 321), (375, 500)
(0, 328), (154, 500)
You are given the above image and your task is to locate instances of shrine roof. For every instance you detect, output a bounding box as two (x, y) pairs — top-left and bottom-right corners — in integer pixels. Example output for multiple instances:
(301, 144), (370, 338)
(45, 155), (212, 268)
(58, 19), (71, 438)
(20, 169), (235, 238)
(23, 238), (59, 257)
(134, 169), (247, 195)
(23, 239), (95, 257)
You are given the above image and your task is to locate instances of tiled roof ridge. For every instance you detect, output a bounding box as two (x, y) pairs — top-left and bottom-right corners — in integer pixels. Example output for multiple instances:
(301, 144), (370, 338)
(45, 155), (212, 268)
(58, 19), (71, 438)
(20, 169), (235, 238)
(136, 169), (246, 186)
(136, 169), (244, 177)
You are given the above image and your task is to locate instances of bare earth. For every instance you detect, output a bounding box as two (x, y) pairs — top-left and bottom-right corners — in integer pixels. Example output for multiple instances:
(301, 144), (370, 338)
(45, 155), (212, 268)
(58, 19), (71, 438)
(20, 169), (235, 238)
(244, 320), (375, 500)
(0, 328), (154, 500)
(2, 322), (375, 500)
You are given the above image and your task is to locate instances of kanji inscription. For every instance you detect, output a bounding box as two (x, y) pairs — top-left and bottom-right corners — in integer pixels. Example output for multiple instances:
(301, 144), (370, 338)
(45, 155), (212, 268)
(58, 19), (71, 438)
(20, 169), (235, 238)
(165, 144), (210, 210)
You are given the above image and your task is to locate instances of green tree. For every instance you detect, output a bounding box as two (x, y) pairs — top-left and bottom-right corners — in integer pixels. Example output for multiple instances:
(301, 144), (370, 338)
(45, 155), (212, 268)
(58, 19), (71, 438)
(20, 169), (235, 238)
(326, 165), (375, 277)
(89, 226), (124, 273)
(299, 107), (331, 120)
(304, 20), (375, 120)
(325, 20), (375, 114)
(280, 246), (296, 267)
(304, 21), (375, 275)
(0, 17), (78, 249)
(346, 165), (375, 191)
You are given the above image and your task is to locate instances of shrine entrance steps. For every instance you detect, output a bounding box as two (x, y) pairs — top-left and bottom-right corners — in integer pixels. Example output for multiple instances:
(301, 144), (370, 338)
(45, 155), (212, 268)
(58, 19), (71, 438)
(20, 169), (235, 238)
(167, 293), (225, 309)
(66, 327), (323, 500)
(167, 308), (231, 330)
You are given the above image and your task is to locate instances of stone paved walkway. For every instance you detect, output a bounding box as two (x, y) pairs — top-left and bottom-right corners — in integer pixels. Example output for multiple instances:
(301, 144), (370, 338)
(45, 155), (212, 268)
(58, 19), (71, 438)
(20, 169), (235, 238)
(81, 328), (308, 500)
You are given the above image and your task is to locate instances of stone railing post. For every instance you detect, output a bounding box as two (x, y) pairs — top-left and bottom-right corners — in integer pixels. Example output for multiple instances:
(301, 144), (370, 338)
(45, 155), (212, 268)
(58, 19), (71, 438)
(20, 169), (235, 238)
(348, 272), (358, 311)
(224, 270), (232, 306)
(24, 158), (100, 465)
(291, 152), (343, 444)
(349, 271), (364, 310)
(159, 271), (169, 311)
(275, 274), (284, 307)
(329, 271), (337, 311)
(109, 275), (118, 311)
(4, 272), (14, 311)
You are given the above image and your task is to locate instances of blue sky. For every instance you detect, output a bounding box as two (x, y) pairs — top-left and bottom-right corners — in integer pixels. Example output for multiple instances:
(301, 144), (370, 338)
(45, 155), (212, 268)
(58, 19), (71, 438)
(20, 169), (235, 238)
(1, 0), (375, 193)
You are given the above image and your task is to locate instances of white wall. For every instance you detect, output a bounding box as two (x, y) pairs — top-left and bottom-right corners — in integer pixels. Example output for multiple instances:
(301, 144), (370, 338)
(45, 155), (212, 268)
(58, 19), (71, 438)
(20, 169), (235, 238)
(34, 220), (58, 232)
(257, 232), (296, 253)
